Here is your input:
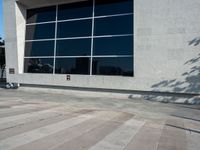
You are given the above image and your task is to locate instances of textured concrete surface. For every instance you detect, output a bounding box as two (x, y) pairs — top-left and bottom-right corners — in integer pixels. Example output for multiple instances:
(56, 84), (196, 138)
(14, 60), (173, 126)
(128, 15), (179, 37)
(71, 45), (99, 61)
(0, 89), (200, 150)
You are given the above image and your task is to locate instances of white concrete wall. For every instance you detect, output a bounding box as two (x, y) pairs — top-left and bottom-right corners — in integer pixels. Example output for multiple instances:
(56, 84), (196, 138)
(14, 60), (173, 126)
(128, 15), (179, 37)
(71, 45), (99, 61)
(3, 0), (200, 94)
(3, 0), (19, 75)
(15, 3), (26, 74)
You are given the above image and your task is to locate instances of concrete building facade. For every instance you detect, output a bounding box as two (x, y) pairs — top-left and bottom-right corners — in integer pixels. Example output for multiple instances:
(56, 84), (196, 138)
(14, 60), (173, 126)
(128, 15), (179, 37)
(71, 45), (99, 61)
(3, 0), (200, 95)
(0, 45), (6, 79)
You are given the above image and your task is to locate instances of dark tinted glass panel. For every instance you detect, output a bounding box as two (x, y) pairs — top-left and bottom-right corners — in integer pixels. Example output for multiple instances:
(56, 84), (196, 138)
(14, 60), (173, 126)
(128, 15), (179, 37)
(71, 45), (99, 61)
(93, 36), (133, 55)
(55, 58), (90, 75)
(27, 6), (56, 24)
(58, 1), (93, 20)
(94, 15), (133, 36)
(56, 39), (91, 56)
(95, 0), (133, 16)
(26, 23), (55, 40)
(57, 20), (92, 38)
(92, 57), (133, 76)
(25, 41), (54, 57)
(24, 58), (53, 73)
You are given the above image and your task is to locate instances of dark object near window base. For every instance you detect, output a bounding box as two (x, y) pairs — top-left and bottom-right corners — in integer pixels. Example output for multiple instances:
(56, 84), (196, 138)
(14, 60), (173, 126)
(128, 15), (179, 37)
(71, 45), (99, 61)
(24, 58), (53, 74)
(55, 58), (90, 75)
(92, 57), (133, 76)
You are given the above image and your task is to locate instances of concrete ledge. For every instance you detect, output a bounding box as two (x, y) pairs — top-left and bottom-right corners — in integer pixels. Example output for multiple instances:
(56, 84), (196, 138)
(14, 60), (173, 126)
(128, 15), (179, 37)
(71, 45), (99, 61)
(15, 84), (200, 105)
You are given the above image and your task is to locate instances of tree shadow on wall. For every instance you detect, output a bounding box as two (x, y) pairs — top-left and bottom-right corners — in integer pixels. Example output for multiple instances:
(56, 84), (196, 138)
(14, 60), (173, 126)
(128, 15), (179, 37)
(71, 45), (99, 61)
(143, 37), (200, 104)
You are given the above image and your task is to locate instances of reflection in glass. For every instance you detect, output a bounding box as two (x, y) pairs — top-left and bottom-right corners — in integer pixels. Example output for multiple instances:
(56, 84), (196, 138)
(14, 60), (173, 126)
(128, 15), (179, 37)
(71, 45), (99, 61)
(24, 58), (53, 73)
(58, 0), (93, 20)
(95, 0), (133, 16)
(25, 41), (54, 57)
(56, 39), (91, 56)
(57, 19), (92, 38)
(27, 6), (56, 24)
(92, 57), (133, 76)
(93, 36), (133, 55)
(55, 58), (90, 75)
(94, 15), (133, 36)
(24, 0), (134, 77)
(26, 23), (55, 40)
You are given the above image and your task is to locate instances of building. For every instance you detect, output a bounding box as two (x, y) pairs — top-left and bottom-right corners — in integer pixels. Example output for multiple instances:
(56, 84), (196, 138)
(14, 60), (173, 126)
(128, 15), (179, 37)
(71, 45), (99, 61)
(0, 45), (5, 66)
(0, 45), (6, 80)
(3, 0), (200, 96)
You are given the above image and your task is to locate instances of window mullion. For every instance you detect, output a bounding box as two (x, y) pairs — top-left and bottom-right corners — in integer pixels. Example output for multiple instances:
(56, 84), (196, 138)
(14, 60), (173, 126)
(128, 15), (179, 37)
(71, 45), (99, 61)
(90, 0), (95, 75)
(53, 5), (58, 74)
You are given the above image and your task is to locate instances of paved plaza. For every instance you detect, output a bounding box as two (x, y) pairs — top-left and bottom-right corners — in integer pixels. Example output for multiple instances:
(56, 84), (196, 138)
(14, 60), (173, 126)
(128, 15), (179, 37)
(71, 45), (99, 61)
(0, 89), (199, 150)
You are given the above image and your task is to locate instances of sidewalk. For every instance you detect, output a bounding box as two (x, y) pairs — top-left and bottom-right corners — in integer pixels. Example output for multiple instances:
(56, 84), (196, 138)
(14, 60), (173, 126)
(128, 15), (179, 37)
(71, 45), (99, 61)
(0, 89), (199, 150)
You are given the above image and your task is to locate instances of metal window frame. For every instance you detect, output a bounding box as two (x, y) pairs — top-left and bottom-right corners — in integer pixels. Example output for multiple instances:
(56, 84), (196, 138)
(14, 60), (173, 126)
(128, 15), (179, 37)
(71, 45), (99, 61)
(26, 13), (133, 26)
(24, 0), (134, 76)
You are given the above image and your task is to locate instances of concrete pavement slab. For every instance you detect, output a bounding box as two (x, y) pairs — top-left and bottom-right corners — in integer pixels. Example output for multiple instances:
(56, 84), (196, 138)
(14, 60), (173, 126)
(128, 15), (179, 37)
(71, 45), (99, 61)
(124, 122), (163, 150)
(14, 111), (122, 150)
(157, 119), (187, 150)
(48, 113), (133, 150)
(0, 89), (199, 150)
(88, 118), (145, 150)
(0, 111), (106, 150)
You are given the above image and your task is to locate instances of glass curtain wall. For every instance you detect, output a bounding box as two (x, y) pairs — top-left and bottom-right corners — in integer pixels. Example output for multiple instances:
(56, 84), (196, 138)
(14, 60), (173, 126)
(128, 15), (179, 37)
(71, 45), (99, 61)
(24, 0), (134, 76)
